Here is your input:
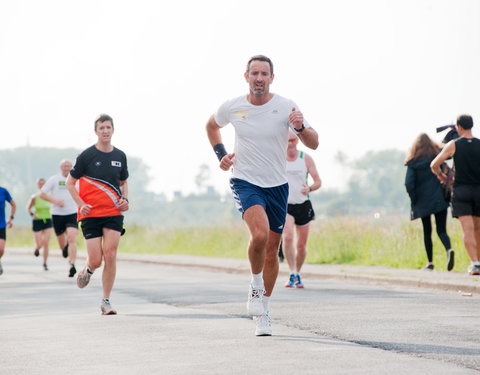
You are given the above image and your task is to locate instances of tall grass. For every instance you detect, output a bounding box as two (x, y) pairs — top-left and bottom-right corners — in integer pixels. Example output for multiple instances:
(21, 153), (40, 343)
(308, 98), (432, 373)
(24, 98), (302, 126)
(7, 215), (469, 272)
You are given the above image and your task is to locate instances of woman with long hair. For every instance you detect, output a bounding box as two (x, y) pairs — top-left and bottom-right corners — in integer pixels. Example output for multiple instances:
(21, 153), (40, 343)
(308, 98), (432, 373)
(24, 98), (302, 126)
(405, 133), (454, 271)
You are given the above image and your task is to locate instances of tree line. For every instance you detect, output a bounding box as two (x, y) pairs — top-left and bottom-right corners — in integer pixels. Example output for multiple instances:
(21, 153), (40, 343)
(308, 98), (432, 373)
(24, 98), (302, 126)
(0, 146), (409, 228)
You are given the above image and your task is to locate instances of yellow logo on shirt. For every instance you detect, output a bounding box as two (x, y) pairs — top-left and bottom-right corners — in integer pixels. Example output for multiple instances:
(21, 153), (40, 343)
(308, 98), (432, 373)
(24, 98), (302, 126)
(233, 110), (248, 121)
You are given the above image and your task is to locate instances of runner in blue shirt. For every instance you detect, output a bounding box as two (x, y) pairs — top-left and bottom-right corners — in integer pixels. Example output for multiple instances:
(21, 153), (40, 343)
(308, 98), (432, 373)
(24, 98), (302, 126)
(0, 186), (17, 275)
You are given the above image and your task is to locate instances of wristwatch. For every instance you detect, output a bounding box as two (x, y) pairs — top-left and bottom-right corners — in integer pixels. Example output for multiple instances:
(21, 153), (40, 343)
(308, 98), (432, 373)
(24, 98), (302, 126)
(294, 124), (305, 133)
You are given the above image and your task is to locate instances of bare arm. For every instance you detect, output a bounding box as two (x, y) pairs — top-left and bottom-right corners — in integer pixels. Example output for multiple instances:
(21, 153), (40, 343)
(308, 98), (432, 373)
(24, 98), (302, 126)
(431, 141), (456, 184)
(298, 128), (319, 150)
(7, 200), (16, 228)
(39, 191), (64, 207)
(66, 174), (91, 217)
(206, 115), (235, 171)
(26, 195), (37, 218)
(118, 180), (129, 212)
(288, 108), (319, 150)
(303, 154), (322, 194)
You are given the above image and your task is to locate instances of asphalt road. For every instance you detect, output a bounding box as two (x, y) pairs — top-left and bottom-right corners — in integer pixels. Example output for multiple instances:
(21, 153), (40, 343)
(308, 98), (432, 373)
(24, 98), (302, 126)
(0, 252), (479, 374)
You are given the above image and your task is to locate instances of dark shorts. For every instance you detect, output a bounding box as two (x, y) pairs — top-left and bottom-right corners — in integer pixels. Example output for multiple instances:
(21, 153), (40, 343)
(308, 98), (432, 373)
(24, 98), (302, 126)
(0, 228), (5, 240)
(52, 214), (78, 236)
(452, 184), (480, 218)
(287, 200), (315, 226)
(80, 215), (124, 240)
(32, 218), (53, 232)
(230, 178), (288, 234)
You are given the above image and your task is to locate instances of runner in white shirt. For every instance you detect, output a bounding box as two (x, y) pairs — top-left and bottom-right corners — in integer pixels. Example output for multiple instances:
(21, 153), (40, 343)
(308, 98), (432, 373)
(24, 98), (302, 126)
(282, 131), (321, 289)
(40, 160), (79, 278)
(206, 55), (319, 336)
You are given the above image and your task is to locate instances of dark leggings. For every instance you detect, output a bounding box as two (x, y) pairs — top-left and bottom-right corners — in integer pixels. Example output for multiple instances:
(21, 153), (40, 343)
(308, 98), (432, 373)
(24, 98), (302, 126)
(420, 209), (451, 262)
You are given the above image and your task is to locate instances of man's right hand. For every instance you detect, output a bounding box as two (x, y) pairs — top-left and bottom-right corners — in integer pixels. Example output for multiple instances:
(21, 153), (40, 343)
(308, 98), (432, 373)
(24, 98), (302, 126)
(54, 199), (65, 207)
(220, 153), (235, 171)
(79, 204), (92, 216)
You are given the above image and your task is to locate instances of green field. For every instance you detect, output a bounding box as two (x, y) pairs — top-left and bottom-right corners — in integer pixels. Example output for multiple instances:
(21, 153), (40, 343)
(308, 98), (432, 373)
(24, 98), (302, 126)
(8, 215), (470, 272)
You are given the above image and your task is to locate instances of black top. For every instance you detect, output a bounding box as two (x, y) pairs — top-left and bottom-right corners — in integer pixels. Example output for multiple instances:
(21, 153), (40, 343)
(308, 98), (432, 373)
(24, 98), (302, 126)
(405, 156), (449, 220)
(453, 137), (480, 186)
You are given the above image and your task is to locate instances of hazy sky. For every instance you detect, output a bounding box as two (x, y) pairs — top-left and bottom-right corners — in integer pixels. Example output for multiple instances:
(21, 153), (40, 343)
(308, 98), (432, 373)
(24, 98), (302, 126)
(1, 0), (479, 197)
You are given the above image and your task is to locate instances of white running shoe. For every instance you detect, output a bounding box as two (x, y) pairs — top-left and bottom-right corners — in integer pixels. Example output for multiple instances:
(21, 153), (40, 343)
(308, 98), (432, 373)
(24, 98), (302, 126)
(101, 299), (117, 315)
(246, 285), (264, 316)
(77, 267), (92, 288)
(254, 311), (272, 336)
(468, 264), (480, 276)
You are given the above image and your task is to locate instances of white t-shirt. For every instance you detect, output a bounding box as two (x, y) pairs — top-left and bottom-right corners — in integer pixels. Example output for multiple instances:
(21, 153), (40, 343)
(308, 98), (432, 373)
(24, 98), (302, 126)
(41, 174), (77, 215)
(286, 151), (308, 204)
(214, 94), (311, 188)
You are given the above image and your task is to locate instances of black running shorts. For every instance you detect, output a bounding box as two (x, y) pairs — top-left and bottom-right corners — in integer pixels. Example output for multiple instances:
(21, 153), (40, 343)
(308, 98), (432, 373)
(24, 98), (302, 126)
(80, 215), (124, 240)
(32, 219), (53, 232)
(287, 200), (315, 226)
(452, 184), (480, 218)
(52, 214), (78, 236)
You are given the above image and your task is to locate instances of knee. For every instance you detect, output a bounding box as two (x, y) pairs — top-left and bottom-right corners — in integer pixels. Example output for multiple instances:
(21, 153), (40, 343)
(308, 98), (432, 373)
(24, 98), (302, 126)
(89, 257), (103, 269)
(283, 232), (294, 245)
(250, 230), (268, 249)
(297, 244), (307, 256)
(103, 248), (117, 264)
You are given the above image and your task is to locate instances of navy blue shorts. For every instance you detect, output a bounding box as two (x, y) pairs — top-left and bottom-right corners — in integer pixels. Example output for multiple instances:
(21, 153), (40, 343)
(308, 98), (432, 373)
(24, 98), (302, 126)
(230, 178), (288, 234)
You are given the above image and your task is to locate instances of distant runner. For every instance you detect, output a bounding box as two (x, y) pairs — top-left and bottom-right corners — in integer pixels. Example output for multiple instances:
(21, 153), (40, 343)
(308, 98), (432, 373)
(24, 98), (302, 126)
(283, 131), (321, 289)
(27, 178), (53, 271)
(40, 160), (79, 277)
(0, 186), (16, 275)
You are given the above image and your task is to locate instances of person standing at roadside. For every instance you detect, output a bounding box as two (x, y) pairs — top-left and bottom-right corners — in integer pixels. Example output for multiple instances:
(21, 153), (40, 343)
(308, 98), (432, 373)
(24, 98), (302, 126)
(40, 160), (79, 277)
(431, 115), (480, 275)
(405, 133), (454, 271)
(27, 178), (52, 271)
(206, 55), (318, 336)
(283, 131), (321, 288)
(0, 186), (16, 275)
(66, 114), (129, 315)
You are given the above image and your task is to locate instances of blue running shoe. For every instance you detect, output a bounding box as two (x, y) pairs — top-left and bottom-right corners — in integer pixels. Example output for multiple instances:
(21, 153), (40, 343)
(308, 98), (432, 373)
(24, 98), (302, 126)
(295, 274), (304, 288)
(285, 274), (296, 288)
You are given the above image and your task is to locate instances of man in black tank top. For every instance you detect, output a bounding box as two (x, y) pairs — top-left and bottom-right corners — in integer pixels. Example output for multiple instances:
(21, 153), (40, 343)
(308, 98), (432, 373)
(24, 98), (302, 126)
(431, 114), (480, 275)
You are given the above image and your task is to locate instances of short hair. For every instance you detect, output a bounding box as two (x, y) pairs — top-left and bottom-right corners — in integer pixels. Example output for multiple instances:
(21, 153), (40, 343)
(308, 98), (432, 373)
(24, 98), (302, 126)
(94, 113), (114, 130)
(246, 55), (274, 75)
(456, 114), (473, 130)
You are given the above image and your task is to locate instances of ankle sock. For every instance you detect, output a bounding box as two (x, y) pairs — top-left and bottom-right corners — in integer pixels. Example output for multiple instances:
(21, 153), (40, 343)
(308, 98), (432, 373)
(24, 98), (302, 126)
(262, 295), (270, 312)
(251, 272), (264, 289)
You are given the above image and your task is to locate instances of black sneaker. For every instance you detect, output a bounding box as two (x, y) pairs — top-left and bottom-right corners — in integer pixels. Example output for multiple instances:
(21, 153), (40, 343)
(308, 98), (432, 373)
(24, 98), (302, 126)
(62, 244), (69, 258)
(446, 249), (455, 271)
(43, 263), (49, 271)
(34, 249), (40, 257)
(69, 264), (77, 278)
(422, 264), (434, 271)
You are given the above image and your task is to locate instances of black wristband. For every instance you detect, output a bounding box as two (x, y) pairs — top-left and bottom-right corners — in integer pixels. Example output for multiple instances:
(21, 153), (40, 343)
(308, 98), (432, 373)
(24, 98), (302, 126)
(30, 212), (34, 217)
(213, 143), (228, 162)
(294, 124), (305, 133)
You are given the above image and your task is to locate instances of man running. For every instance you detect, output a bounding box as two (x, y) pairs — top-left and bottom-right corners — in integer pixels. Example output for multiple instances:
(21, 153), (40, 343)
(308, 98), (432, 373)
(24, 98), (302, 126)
(283, 131), (321, 289)
(66, 114), (129, 315)
(206, 55), (318, 336)
(40, 160), (79, 277)
(431, 114), (480, 275)
(0, 186), (16, 275)
(27, 178), (53, 271)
